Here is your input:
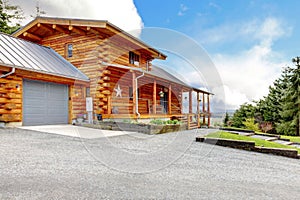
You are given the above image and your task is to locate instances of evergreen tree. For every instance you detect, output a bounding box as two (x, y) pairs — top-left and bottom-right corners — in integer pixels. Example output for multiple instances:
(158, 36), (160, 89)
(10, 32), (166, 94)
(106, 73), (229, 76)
(232, 60), (300, 135)
(223, 112), (230, 127)
(256, 68), (291, 132)
(277, 61), (300, 136)
(231, 103), (256, 128)
(0, 0), (23, 34)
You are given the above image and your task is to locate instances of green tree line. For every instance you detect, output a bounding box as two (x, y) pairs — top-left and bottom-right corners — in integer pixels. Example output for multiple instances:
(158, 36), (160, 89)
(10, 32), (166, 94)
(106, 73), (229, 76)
(0, 0), (23, 34)
(227, 60), (300, 136)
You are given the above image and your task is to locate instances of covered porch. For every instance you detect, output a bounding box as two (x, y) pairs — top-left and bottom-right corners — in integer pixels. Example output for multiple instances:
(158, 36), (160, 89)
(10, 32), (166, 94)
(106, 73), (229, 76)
(97, 64), (212, 128)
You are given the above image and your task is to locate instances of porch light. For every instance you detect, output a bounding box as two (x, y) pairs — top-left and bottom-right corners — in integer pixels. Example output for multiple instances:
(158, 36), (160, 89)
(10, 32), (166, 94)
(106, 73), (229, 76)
(159, 90), (164, 97)
(15, 84), (20, 91)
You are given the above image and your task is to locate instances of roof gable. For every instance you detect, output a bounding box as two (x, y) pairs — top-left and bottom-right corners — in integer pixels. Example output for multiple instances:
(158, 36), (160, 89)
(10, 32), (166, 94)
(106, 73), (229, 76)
(12, 16), (167, 60)
(0, 33), (89, 81)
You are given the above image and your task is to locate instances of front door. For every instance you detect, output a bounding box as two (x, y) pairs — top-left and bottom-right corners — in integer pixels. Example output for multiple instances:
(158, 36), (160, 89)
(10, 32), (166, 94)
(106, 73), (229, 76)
(160, 92), (168, 114)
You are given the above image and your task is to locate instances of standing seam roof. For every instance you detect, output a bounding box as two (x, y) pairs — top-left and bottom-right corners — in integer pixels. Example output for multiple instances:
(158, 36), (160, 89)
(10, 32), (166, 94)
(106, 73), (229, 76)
(0, 33), (89, 81)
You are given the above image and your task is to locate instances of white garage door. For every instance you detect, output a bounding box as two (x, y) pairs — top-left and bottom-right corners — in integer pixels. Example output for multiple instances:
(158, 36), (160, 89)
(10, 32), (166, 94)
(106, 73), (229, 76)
(23, 79), (69, 126)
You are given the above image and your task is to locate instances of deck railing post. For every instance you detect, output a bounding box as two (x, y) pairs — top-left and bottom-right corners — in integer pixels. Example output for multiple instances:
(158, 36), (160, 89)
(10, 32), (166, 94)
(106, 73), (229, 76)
(197, 114), (200, 128)
(168, 84), (172, 114)
(189, 90), (192, 114)
(207, 94), (210, 127)
(187, 114), (191, 130)
(202, 93), (206, 125)
(153, 80), (156, 114)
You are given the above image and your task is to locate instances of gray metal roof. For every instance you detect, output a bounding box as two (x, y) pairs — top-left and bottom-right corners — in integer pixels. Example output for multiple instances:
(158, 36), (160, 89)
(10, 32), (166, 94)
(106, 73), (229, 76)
(0, 33), (89, 81)
(149, 66), (212, 94)
(148, 65), (191, 88)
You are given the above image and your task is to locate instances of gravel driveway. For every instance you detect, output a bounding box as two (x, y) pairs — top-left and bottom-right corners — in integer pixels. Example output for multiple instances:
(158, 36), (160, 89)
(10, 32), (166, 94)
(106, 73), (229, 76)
(0, 128), (300, 199)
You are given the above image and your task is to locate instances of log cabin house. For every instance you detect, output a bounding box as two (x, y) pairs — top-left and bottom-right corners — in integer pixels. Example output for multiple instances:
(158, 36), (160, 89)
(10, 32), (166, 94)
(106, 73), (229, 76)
(6, 17), (212, 128)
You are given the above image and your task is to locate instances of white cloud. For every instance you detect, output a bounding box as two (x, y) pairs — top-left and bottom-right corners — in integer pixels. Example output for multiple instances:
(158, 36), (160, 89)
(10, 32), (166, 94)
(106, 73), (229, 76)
(10, 0), (143, 34)
(203, 17), (291, 110)
(208, 2), (221, 10)
(201, 17), (291, 46)
(212, 85), (248, 110)
(178, 4), (188, 16)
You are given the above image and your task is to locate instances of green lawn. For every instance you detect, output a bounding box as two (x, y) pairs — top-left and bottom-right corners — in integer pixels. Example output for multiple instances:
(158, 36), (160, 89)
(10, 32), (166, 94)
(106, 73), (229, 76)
(206, 131), (300, 153)
(255, 132), (300, 143)
(280, 135), (300, 143)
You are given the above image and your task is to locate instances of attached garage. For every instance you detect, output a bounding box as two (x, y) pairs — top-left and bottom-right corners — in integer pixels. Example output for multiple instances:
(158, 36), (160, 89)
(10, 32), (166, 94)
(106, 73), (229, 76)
(23, 80), (69, 126)
(0, 33), (89, 127)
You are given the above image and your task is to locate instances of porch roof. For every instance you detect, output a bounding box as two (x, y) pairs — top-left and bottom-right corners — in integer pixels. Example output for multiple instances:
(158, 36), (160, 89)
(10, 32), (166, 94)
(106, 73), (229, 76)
(149, 66), (212, 94)
(103, 62), (212, 95)
(147, 66), (190, 88)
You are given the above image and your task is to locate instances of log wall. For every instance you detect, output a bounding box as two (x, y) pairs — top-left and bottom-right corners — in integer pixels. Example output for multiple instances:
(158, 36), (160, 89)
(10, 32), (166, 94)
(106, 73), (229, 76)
(0, 74), (22, 122)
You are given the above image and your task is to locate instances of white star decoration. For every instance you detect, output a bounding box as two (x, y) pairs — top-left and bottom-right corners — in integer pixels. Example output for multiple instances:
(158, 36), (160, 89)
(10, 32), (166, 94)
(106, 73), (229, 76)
(114, 84), (122, 97)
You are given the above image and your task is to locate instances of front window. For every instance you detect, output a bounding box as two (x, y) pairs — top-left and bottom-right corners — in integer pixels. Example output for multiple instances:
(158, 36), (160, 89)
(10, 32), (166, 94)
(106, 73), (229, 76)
(129, 86), (139, 100)
(129, 51), (139, 66)
(86, 87), (90, 97)
(66, 44), (73, 58)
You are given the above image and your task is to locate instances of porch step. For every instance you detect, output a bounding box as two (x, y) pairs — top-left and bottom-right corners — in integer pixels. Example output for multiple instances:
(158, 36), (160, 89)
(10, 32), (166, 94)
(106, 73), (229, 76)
(177, 116), (199, 130)
(155, 105), (166, 114)
(188, 122), (199, 130)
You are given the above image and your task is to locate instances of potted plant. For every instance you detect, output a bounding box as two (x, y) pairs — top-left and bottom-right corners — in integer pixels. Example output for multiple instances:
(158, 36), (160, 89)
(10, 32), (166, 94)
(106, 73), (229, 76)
(76, 113), (85, 123)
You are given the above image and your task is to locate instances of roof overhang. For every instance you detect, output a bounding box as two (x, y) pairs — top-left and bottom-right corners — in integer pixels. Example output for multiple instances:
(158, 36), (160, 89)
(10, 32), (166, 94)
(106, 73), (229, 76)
(192, 87), (214, 95)
(13, 17), (167, 60)
(0, 63), (90, 83)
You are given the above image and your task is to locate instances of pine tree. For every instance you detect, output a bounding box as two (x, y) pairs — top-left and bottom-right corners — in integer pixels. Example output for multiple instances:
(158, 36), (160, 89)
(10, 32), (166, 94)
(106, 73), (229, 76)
(0, 0), (23, 34)
(276, 62), (300, 136)
(231, 103), (255, 128)
(223, 112), (230, 127)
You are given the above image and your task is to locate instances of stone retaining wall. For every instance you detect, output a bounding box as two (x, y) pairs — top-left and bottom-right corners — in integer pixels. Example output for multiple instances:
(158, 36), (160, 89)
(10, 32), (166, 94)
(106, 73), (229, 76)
(219, 127), (255, 133)
(82, 121), (187, 134)
(196, 137), (255, 150)
(196, 137), (299, 159)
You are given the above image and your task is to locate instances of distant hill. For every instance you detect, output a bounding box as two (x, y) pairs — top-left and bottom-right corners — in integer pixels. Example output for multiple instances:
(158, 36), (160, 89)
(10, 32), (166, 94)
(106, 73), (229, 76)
(211, 110), (235, 118)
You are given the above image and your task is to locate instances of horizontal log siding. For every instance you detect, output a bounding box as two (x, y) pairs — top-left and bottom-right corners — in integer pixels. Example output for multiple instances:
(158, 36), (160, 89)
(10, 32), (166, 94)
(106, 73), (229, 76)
(0, 74), (22, 122)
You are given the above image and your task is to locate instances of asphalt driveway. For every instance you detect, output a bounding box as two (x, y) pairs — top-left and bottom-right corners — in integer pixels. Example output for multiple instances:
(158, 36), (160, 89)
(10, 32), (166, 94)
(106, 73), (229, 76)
(0, 128), (300, 199)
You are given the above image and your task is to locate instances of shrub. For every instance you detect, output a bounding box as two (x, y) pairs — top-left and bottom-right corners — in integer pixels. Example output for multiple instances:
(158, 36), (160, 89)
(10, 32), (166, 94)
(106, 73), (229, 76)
(150, 119), (180, 125)
(150, 119), (164, 125)
(243, 118), (259, 132)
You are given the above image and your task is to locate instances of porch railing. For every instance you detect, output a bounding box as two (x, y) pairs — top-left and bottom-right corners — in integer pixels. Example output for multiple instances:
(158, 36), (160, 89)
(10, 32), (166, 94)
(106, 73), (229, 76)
(109, 97), (181, 115)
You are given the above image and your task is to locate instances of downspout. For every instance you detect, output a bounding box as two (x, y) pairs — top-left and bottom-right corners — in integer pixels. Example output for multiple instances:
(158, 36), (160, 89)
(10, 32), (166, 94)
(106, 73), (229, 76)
(0, 67), (15, 78)
(135, 71), (144, 118)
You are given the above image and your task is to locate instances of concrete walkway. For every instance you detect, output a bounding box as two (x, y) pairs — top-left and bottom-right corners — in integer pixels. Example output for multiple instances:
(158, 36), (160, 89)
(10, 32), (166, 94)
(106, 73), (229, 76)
(19, 124), (135, 139)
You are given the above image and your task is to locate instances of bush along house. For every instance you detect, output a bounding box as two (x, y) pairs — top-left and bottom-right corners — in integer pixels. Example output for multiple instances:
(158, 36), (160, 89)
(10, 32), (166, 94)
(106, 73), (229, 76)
(9, 16), (212, 129)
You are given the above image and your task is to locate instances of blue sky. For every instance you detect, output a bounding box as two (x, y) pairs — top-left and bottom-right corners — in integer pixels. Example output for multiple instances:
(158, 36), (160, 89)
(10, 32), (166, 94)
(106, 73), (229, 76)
(135, 0), (299, 56)
(133, 0), (300, 110)
(11, 0), (300, 111)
